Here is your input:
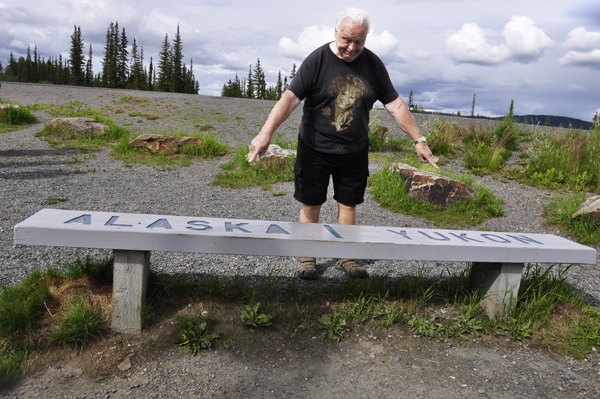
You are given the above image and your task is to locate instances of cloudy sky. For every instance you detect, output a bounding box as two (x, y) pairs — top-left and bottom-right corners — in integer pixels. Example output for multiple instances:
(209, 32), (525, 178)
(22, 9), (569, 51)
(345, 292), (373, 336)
(1, 0), (599, 121)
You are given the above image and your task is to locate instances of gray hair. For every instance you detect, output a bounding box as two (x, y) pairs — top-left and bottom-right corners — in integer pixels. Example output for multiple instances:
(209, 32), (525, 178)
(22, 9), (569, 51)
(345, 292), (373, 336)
(335, 7), (370, 33)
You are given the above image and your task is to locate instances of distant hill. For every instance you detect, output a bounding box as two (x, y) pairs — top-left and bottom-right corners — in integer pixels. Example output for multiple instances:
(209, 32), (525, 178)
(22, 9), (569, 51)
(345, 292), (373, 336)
(416, 111), (593, 130)
(512, 115), (592, 130)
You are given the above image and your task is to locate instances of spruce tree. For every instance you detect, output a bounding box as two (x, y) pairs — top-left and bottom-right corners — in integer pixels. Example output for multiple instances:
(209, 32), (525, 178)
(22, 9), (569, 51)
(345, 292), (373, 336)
(69, 26), (86, 85)
(85, 44), (93, 86)
(246, 64), (254, 99)
(508, 99), (514, 118)
(275, 70), (283, 99)
(408, 90), (414, 110)
(172, 25), (184, 93)
(471, 94), (476, 118)
(157, 34), (173, 92)
(148, 56), (154, 91)
(290, 63), (296, 80)
(118, 27), (129, 88)
(129, 38), (143, 90)
(101, 22), (118, 87)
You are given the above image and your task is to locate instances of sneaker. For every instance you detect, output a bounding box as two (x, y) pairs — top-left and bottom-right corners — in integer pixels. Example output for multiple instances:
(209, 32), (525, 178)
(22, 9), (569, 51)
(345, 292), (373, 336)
(336, 259), (368, 278)
(298, 257), (317, 280)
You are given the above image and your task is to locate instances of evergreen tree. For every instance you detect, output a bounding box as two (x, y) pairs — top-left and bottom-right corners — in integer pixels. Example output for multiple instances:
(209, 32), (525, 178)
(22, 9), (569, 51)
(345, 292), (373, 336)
(508, 99), (514, 118)
(24, 46), (33, 82)
(148, 56), (154, 91)
(283, 76), (288, 92)
(118, 26), (129, 88)
(85, 44), (93, 86)
(275, 70), (283, 99)
(545, 116), (551, 127)
(129, 38), (144, 90)
(172, 25), (184, 93)
(471, 93), (476, 118)
(408, 90), (414, 110)
(246, 64), (254, 99)
(101, 22), (118, 87)
(69, 26), (86, 85)
(289, 63), (296, 80)
(252, 59), (266, 99)
(157, 33), (173, 92)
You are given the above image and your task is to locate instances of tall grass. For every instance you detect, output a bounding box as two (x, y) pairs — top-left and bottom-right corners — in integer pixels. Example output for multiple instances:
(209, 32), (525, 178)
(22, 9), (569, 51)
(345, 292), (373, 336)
(213, 145), (295, 188)
(520, 127), (600, 192)
(544, 193), (600, 247)
(368, 166), (504, 227)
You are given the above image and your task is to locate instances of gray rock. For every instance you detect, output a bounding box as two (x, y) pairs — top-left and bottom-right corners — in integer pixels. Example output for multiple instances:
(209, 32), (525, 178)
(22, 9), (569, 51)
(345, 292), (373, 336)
(573, 195), (600, 225)
(47, 117), (110, 136)
(389, 162), (475, 207)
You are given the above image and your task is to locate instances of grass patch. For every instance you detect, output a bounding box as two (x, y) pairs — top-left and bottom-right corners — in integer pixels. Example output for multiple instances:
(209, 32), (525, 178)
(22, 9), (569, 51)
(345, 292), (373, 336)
(44, 197), (69, 205)
(49, 296), (104, 348)
(368, 165), (505, 227)
(0, 99), (36, 133)
(111, 131), (229, 167)
(30, 101), (103, 118)
(35, 115), (129, 150)
(544, 193), (600, 247)
(212, 145), (295, 188)
(505, 127), (600, 192)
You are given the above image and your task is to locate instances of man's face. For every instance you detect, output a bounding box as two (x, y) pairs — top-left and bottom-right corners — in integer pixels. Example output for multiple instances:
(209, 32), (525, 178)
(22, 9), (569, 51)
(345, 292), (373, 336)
(334, 18), (368, 62)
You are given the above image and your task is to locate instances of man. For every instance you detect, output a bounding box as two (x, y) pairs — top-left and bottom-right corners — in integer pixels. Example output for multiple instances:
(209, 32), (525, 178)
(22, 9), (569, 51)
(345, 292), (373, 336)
(249, 7), (438, 279)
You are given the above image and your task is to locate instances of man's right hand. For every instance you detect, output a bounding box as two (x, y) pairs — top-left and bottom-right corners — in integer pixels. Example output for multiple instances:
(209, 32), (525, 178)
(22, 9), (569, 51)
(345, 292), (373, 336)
(247, 90), (302, 163)
(248, 133), (271, 163)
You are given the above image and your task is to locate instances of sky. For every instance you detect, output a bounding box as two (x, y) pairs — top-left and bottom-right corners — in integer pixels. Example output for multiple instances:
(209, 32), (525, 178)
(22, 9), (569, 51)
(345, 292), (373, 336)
(1, 0), (599, 121)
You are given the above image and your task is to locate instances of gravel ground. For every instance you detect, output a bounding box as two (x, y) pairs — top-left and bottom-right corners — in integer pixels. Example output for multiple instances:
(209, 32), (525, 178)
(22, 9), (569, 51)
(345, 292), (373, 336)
(1, 82), (599, 398)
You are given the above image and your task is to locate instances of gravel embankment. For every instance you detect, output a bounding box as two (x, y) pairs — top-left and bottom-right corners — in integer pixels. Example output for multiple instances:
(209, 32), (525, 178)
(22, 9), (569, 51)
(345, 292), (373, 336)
(1, 82), (599, 398)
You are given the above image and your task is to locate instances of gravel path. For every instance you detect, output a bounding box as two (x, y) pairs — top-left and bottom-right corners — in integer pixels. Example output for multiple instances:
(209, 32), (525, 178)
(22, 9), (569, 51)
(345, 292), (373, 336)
(1, 82), (599, 398)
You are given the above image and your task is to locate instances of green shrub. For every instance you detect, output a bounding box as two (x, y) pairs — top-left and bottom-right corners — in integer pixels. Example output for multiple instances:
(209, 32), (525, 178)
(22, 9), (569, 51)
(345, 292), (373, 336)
(50, 297), (104, 348)
(0, 105), (36, 125)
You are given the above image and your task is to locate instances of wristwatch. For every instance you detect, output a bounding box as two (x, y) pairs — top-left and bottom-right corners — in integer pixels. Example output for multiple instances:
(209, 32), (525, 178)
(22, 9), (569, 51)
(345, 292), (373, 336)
(414, 137), (427, 144)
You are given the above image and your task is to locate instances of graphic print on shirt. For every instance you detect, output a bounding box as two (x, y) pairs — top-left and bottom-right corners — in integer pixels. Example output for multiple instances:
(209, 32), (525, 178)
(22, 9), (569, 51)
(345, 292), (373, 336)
(320, 74), (368, 132)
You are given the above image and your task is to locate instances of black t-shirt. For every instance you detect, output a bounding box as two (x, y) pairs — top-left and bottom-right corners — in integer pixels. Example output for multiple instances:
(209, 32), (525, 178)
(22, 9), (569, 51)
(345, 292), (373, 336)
(288, 43), (399, 154)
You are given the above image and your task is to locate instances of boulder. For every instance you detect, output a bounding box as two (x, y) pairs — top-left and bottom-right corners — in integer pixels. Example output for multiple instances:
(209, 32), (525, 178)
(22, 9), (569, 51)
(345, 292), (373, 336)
(128, 134), (205, 155)
(247, 144), (296, 169)
(246, 144), (297, 161)
(48, 117), (110, 136)
(389, 163), (475, 207)
(572, 195), (600, 225)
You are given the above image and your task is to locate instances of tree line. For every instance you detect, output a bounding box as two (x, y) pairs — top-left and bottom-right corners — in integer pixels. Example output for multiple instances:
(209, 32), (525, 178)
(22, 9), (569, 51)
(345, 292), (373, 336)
(221, 61), (296, 101)
(0, 23), (199, 94)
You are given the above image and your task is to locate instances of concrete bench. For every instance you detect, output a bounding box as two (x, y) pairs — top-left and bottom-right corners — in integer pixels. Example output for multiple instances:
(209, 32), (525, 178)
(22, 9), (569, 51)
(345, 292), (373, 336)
(14, 209), (597, 334)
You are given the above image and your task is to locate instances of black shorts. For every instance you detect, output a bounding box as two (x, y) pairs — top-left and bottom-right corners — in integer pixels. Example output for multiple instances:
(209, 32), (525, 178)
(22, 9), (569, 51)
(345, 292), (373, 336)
(294, 139), (369, 206)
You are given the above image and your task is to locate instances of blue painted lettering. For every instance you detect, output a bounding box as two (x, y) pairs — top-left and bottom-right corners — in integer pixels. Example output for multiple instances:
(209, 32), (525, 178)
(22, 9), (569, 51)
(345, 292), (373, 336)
(449, 233), (483, 243)
(388, 230), (412, 240)
(324, 225), (344, 239)
(266, 224), (290, 235)
(64, 214), (91, 225)
(481, 234), (511, 243)
(105, 216), (133, 227)
(186, 221), (213, 231)
(418, 231), (450, 241)
(506, 235), (543, 245)
(225, 222), (251, 233)
(146, 219), (173, 229)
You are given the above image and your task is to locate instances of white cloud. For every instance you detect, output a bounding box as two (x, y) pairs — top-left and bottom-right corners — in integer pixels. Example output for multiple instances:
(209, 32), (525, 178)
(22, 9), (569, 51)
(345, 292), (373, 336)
(559, 27), (600, 69)
(366, 30), (399, 56)
(446, 16), (553, 65)
(503, 16), (554, 62)
(564, 27), (600, 51)
(559, 49), (600, 69)
(568, 83), (588, 92)
(278, 25), (332, 59)
(279, 26), (404, 61)
(413, 50), (432, 60)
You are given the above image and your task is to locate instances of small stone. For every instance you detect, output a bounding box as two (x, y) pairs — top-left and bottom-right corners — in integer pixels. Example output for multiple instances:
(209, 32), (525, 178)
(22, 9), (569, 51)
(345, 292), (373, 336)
(118, 357), (132, 371)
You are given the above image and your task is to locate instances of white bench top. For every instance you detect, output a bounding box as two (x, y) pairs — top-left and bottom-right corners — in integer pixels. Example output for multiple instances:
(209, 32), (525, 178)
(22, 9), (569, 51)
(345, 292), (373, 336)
(14, 209), (597, 265)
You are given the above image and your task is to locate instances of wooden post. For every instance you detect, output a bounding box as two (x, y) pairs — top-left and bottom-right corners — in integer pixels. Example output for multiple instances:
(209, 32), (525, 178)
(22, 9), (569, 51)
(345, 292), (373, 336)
(111, 250), (150, 334)
(472, 262), (524, 319)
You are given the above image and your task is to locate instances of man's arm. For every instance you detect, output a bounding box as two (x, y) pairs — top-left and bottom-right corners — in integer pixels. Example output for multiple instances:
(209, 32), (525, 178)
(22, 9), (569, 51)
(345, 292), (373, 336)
(249, 90), (302, 162)
(384, 96), (438, 169)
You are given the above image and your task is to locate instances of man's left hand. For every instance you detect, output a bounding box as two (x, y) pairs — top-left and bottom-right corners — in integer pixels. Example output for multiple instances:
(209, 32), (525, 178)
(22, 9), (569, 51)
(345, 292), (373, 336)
(416, 142), (439, 169)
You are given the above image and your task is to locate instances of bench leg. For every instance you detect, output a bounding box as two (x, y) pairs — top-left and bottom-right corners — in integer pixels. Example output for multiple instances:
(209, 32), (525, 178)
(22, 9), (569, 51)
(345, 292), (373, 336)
(111, 250), (150, 334)
(472, 262), (523, 319)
